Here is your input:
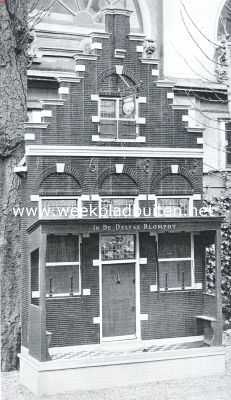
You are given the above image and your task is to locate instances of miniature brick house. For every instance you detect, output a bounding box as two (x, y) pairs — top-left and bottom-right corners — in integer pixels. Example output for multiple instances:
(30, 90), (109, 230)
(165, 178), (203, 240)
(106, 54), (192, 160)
(19, 6), (225, 395)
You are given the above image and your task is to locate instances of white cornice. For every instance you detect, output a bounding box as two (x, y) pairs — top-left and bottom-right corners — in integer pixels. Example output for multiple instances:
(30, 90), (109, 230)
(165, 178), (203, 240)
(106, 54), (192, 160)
(90, 32), (111, 39)
(156, 80), (176, 88)
(25, 145), (203, 159)
(128, 33), (146, 41)
(39, 48), (78, 58)
(27, 70), (79, 82)
(24, 123), (48, 129)
(41, 100), (65, 106)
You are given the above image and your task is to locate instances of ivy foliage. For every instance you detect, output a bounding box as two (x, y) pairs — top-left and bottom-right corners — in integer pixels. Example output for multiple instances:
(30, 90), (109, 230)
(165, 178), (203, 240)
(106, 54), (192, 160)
(204, 197), (231, 328)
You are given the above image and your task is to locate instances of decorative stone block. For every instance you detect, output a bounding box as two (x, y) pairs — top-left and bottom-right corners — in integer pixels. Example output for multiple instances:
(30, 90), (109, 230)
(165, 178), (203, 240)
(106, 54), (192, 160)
(56, 163), (65, 173)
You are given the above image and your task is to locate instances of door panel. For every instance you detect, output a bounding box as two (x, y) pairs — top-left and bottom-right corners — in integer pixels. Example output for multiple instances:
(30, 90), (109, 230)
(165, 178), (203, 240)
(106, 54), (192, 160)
(102, 263), (136, 338)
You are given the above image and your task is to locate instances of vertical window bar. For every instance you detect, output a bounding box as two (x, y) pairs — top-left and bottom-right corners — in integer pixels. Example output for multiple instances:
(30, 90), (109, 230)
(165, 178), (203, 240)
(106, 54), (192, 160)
(49, 278), (53, 297)
(70, 276), (74, 296)
(182, 271), (185, 290)
(165, 273), (168, 292)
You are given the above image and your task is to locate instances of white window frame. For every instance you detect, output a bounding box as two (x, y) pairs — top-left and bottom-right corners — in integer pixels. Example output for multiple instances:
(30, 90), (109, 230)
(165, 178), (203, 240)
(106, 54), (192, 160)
(39, 196), (81, 220)
(155, 196), (194, 217)
(158, 233), (201, 291)
(99, 196), (139, 218)
(100, 233), (137, 264)
(98, 97), (139, 140)
(31, 235), (82, 299)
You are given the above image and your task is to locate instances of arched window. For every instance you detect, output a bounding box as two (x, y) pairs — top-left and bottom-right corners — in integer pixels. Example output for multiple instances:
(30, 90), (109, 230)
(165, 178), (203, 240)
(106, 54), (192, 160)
(154, 173), (194, 217)
(30, 0), (143, 33)
(39, 172), (81, 196)
(98, 172), (139, 218)
(217, 0), (231, 39)
(155, 174), (193, 196)
(99, 173), (138, 196)
(39, 172), (82, 219)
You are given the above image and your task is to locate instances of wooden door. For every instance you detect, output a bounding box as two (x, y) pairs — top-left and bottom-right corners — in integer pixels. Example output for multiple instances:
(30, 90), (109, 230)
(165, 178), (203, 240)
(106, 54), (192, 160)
(102, 263), (136, 339)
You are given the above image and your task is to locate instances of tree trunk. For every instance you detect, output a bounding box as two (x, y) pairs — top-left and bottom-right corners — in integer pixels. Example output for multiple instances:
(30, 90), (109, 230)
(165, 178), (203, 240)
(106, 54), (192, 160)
(0, 0), (28, 371)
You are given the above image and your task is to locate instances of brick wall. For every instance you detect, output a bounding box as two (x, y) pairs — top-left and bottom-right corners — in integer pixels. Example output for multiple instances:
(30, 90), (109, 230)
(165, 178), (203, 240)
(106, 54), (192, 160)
(139, 232), (206, 340)
(46, 234), (100, 347)
(27, 14), (203, 150)
(21, 10), (208, 350)
(141, 291), (203, 340)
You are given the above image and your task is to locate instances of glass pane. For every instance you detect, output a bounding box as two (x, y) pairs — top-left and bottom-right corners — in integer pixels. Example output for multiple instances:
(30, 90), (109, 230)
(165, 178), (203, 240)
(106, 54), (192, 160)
(47, 235), (79, 263)
(159, 261), (191, 289)
(31, 0), (143, 32)
(101, 198), (135, 218)
(89, 0), (101, 13)
(227, 146), (231, 165)
(100, 120), (117, 138)
(46, 265), (80, 295)
(101, 234), (136, 261)
(158, 233), (191, 259)
(118, 120), (136, 139)
(157, 198), (190, 217)
(31, 249), (39, 305)
(41, 199), (78, 219)
(100, 99), (116, 118)
(77, 0), (89, 9)
(119, 96), (136, 119)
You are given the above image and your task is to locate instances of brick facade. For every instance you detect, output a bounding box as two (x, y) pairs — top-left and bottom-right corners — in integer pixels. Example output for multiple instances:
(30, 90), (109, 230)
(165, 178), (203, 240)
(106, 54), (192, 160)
(21, 8), (222, 355)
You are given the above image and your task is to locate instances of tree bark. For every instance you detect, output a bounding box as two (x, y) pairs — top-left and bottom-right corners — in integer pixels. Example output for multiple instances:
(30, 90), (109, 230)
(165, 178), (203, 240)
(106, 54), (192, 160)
(0, 0), (28, 371)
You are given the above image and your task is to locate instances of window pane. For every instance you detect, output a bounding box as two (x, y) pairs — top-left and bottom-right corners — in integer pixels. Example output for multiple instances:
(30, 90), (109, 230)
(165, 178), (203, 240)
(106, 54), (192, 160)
(46, 265), (80, 296)
(101, 198), (135, 218)
(119, 96), (136, 119)
(46, 235), (79, 263)
(159, 261), (191, 289)
(101, 234), (136, 261)
(101, 99), (116, 118)
(41, 199), (78, 219)
(100, 120), (117, 138)
(31, 249), (39, 305)
(158, 233), (191, 259)
(118, 121), (136, 139)
(157, 198), (190, 217)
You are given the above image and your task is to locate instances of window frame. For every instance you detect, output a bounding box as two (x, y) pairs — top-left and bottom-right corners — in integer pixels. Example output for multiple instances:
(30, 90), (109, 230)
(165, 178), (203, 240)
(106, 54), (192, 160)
(31, 248), (40, 304)
(100, 233), (137, 264)
(99, 196), (139, 218)
(34, 0), (143, 34)
(155, 196), (194, 217)
(39, 196), (81, 220)
(158, 232), (202, 291)
(46, 234), (81, 298)
(32, 235), (82, 299)
(99, 96), (138, 140)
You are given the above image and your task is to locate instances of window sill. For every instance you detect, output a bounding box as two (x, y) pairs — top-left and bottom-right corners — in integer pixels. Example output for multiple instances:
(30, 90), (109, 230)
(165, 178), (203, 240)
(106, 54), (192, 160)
(92, 135), (146, 143)
(46, 293), (81, 299)
(157, 286), (203, 293)
(32, 292), (81, 299)
(101, 259), (136, 265)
